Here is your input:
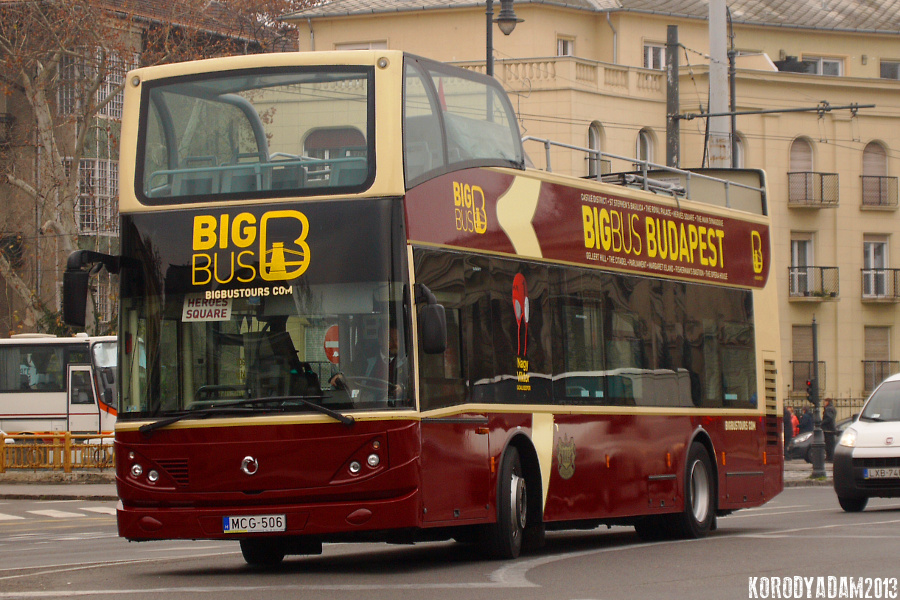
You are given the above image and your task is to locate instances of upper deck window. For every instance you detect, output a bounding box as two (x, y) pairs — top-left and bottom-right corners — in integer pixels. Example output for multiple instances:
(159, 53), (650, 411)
(403, 57), (524, 187)
(137, 67), (375, 203)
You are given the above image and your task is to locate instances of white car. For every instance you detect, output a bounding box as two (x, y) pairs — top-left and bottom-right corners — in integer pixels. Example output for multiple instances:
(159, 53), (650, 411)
(833, 373), (900, 512)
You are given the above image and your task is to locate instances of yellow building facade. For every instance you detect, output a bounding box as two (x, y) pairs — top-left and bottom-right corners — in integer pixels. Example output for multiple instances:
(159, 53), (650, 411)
(286, 0), (900, 412)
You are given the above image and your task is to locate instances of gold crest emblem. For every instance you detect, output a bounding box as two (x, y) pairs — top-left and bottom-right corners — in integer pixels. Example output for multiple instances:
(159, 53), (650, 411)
(557, 434), (576, 480)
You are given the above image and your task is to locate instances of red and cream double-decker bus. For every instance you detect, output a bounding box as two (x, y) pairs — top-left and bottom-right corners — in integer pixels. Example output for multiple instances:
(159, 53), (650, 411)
(63, 50), (782, 566)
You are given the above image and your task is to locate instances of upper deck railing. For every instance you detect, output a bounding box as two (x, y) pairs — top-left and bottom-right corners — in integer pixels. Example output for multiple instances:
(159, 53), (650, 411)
(521, 136), (768, 215)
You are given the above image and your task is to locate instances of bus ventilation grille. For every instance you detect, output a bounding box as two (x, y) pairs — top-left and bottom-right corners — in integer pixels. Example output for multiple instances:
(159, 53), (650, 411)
(764, 358), (780, 447)
(156, 459), (190, 486)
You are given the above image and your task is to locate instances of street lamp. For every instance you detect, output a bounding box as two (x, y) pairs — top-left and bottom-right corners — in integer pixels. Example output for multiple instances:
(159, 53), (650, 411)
(486, 0), (522, 77)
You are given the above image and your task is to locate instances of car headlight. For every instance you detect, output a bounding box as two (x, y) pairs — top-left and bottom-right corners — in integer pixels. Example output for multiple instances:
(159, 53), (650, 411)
(839, 427), (857, 448)
(793, 432), (812, 444)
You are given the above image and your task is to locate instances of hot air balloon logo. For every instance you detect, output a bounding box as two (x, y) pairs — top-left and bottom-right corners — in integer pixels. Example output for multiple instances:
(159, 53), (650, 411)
(512, 273), (529, 357)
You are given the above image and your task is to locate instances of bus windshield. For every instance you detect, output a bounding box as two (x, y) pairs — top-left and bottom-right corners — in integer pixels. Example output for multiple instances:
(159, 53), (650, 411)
(138, 66), (374, 202)
(117, 198), (410, 420)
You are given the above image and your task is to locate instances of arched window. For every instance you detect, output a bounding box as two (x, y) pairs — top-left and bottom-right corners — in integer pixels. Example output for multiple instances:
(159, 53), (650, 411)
(789, 138), (813, 172)
(588, 122), (603, 178)
(636, 128), (654, 166)
(862, 142), (892, 207)
(788, 138), (814, 203)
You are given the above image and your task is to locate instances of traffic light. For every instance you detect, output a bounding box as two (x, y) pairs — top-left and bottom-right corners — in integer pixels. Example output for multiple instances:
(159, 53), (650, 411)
(805, 378), (819, 405)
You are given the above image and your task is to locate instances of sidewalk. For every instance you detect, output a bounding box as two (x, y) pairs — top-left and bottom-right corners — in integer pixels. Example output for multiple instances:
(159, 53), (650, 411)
(783, 458), (833, 487)
(0, 460), (830, 501)
(0, 470), (118, 500)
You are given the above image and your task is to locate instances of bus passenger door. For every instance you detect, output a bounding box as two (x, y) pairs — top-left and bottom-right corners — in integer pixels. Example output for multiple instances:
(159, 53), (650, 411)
(67, 366), (100, 433)
(420, 416), (491, 524)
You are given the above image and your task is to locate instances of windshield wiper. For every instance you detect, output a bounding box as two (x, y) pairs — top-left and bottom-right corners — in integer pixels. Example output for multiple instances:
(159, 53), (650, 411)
(138, 395), (354, 436)
(258, 395), (355, 428)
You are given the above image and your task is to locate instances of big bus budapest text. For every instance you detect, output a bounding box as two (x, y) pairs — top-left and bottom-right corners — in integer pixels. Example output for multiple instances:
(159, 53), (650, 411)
(62, 50), (783, 566)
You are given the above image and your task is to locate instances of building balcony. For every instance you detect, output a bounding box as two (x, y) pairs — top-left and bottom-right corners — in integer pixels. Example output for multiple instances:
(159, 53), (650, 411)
(787, 172), (839, 207)
(860, 269), (900, 302)
(455, 56), (666, 100)
(788, 266), (839, 300)
(863, 361), (899, 393)
(860, 175), (899, 210)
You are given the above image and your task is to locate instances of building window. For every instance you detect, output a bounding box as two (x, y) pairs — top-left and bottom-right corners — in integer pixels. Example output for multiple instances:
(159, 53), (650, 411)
(880, 61), (900, 80)
(643, 43), (665, 70)
(800, 56), (843, 76)
(65, 158), (119, 236)
(635, 128), (654, 165)
(861, 142), (897, 208)
(790, 235), (813, 295)
(864, 326), (893, 391)
(558, 37), (575, 57)
(863, 236), (888, 297)
(58, 50), (138, 118)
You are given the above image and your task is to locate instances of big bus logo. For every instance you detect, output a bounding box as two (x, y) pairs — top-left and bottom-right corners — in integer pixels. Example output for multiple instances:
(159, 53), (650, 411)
(453, 181), (488, 234)
(751, 230), (764, 274)
(191, 209), (311, 285)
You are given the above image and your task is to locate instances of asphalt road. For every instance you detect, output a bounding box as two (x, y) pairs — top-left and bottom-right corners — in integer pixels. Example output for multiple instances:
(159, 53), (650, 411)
(1, 487), (898, 600)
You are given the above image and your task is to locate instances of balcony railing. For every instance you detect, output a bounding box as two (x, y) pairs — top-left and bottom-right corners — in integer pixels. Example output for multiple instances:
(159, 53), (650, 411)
(790, 361), (826, 396)
(863, 360), (900, 392)
(861, 175), (899, 209)
(788, 172), (839, 207)
(861, 268), (900, 301)
(788, 266), (839, 299)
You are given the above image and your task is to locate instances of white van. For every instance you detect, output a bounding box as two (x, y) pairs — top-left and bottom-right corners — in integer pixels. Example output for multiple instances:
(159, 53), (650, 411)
(833, 372), (900, 511)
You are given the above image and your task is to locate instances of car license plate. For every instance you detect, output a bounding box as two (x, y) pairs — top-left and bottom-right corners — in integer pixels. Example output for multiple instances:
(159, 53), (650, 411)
(863, 467), (900, 479)
(223, 514), (286, 534)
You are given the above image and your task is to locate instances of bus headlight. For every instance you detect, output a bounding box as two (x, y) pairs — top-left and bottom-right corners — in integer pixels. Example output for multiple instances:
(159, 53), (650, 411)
(130, 464), (143, 478)
(147, 470), (159, 483)
(367, 453), (380, 468)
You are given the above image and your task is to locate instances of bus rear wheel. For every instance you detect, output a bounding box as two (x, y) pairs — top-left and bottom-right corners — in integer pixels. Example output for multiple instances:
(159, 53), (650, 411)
(482, 446), (526, 559)
(240, 538), (286, 567)
(671, 443), (715, 539)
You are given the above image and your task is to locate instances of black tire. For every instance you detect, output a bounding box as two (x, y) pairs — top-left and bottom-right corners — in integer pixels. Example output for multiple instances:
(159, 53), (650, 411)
(633, 515), (669, 541)
(483, 447), (527, 559)
(670, 443), (716, 539)
(240, 538), (286, 567)
(837, 495), (868, 512)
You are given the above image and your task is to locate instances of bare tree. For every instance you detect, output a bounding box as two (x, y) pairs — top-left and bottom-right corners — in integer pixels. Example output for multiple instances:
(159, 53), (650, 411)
(0, 0), (308, 334)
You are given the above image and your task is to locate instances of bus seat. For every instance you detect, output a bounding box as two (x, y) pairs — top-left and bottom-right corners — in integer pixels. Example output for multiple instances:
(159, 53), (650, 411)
(330, 161), (367, 186)
(270, 164), (306, 190)
(221, 166), (261, 193)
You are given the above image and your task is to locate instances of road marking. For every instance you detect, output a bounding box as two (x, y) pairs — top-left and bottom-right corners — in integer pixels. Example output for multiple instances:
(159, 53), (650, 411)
(79, 507), (116, 515)
(0, 513), (25, 521)
(26, 510), (85, 519)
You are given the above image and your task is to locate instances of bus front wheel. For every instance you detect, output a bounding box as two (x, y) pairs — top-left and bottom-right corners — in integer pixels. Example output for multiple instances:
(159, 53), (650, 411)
(482, 446), (527, 559)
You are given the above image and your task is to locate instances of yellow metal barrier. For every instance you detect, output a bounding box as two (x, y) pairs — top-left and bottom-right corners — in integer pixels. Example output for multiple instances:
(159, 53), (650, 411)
(0, 432), (115, 473)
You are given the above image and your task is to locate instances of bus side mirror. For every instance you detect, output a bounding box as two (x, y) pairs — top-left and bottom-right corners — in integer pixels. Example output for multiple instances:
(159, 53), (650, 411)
(420, 304), (447, 354)
(62, 268), (90, 328)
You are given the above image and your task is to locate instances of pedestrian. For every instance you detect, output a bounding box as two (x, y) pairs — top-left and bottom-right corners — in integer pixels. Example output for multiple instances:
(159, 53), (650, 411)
(784, 405), (794, 453)
(798, 407), (813, 434)
(822, 398), (837, 461)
